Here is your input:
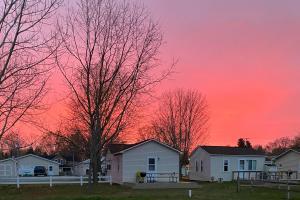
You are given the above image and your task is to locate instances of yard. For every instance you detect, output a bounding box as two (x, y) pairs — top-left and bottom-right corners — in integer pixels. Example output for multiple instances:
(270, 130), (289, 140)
(1, 182), (300, 200)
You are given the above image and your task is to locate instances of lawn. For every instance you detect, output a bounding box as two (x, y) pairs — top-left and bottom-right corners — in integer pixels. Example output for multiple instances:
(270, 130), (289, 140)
(0, 182), (299, 200)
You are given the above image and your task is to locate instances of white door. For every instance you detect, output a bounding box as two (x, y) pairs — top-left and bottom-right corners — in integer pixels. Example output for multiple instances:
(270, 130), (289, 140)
(147, 157), (157, 182)
(48, 165), (54, 176)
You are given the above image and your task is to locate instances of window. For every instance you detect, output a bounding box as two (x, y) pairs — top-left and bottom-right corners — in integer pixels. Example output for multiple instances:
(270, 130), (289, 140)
(148, 158), (156, 171)
(0, 165), (11, 176)
(239, 160), (245, 170)
(107, 164), (111, 170)
(195, 161), (199, 172)
(239, 159), (257, 171)
(223, 160), (229, 172)
(49, 166), (53, 171)
(200, 160), (203, 172)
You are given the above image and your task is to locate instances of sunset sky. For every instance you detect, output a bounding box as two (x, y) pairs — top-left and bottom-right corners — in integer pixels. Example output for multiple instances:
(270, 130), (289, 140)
(39, 0), (300, 147)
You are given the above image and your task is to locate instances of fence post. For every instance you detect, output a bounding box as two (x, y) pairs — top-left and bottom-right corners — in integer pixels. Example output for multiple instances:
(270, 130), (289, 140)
(50, 176), (52, 187)
(17, 176), (20, 189)
(80, 176), (83, 186)
(236, 176), (240, 192)
(109, 176), (112, 185)
(287, 179), (290, 200)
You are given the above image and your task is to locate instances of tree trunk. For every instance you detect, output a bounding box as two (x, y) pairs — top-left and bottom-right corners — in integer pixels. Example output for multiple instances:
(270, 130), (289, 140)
(179, 161), (183, 181)
(92, 156), (98, 184)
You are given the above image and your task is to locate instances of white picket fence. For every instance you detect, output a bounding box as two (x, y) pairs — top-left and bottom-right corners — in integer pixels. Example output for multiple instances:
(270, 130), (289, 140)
(0, 175), (112, 188)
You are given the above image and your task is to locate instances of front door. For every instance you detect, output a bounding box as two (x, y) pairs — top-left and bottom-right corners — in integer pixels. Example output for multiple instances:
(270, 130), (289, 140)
(48, 165), (54, 176)
(147, 157), (157, 182)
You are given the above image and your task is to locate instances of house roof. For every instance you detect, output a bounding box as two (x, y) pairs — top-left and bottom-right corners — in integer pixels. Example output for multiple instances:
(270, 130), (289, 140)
(0, 154), (60, 165)
(274, 149), (300, 160)
(108, 139), (181, 155)
(194, 146), (265, 156)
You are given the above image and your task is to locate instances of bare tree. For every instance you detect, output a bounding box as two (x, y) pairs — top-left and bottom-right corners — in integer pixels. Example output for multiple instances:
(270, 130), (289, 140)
(148, 89), (209, 177)
(0, 130), (25, 157)
(265, 137), (293, 155)
(55, 0), (170, 185)
(0, 0), (62, 142)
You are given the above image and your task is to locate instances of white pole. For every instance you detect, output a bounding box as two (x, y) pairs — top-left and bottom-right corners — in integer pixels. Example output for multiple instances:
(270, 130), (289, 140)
(17, 176), (20, 189)
(188, 189), (192, 198)
(50, 176), (52, 187)
(110, 176), (112, 185)
(80, 176), (83, 186)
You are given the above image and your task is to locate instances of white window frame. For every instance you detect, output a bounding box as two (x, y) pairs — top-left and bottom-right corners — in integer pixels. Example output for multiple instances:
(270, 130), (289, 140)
(147, 157), (157, 173)
(238, 159), (257, 171)
(223, 159), (229, 172)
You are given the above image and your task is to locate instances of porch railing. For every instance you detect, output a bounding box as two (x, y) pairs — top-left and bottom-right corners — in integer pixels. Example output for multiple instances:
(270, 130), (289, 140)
(145, 172), (179, 183)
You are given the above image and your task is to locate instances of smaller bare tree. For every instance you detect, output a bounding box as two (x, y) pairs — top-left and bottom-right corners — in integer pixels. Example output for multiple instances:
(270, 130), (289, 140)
(148, 89), (209, 177)
(0, 131), (26, 157)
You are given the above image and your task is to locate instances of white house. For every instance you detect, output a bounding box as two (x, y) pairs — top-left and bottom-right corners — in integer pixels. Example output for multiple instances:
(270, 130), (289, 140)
(189, 146), (266, 182)
(73, 159), (90, 176)
(105, 139), (181, 184)
(0, 154), (59, 177)
(272, 149), (300, 179)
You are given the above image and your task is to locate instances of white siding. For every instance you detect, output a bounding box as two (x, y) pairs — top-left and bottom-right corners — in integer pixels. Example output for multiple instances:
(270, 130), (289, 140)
(122, 141), (180, 183)
(17, 156), (59, 176)
(106, 151), (123, 184)
(210, 156), (265, 181)
(73, 163), (89, 176)
(0, 159), (16, 177)
(275, 151), (300, 177)
(189, 148), (211, 181)
(188, 147), (266, 182)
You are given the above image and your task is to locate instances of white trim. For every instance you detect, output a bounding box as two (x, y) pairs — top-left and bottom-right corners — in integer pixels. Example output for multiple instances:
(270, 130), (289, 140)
(238, 159), (245, 171)
(0, 158), (14, 163)
(115, 139), (181, 155)
(147, 156), (157, 173)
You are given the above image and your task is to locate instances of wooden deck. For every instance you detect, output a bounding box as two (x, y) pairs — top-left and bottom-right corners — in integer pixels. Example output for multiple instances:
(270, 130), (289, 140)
(127, 182), (200, 189)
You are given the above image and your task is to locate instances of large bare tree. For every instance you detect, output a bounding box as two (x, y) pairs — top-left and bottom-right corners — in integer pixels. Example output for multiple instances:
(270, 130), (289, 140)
(147, 89), (209, 177)
(55, 0), (170, 184)
(0, 0), (61, 142)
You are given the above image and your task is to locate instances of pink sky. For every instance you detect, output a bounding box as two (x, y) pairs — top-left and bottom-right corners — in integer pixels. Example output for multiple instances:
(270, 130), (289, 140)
(27, 0), (300, 146)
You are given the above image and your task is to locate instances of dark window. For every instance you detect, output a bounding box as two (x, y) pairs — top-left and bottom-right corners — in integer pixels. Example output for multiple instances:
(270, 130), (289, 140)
(223, 160), (229, 172)
(107, 164), (111, 170)
(49, 166), (53, 171)
(148, 158), (156, 171)
(200, 160), (203, 172)
(196, 161), (198, 172)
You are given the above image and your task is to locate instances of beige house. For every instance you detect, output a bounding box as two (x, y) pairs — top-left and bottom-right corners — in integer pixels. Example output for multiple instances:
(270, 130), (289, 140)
(274, 149), (300, 178)
(189, 146), (266, 181)
(0, 154), (59, 177)
(106, 139), (181, 184)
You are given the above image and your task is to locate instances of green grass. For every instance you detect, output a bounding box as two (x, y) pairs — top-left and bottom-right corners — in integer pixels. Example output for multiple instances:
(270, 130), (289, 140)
(0, 182), (300, 200)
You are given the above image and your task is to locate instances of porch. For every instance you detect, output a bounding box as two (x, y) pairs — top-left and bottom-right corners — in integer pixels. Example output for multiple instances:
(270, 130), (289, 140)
(136, 172), (179, 183)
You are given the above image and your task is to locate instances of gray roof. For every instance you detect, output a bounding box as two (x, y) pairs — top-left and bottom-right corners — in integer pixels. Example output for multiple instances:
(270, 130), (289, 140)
(199, 146), (265, 156)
